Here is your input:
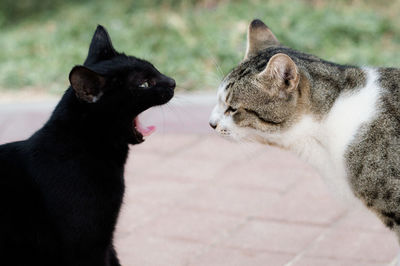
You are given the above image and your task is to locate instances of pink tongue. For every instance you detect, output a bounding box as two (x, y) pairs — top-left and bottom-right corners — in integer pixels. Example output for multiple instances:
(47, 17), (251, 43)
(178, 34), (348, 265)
(135, 117), (156, 137)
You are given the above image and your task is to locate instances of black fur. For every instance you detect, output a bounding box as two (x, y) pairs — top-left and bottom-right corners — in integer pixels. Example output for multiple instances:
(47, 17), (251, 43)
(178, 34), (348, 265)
(0, 25), (175, 266)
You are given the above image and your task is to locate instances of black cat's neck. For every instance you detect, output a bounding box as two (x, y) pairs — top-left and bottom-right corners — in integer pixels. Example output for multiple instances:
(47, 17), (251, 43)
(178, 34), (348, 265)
(32, 88), (132, 162)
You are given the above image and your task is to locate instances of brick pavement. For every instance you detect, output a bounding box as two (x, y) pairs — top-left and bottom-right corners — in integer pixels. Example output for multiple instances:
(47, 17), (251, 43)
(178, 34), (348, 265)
(0, 94), (398, 266)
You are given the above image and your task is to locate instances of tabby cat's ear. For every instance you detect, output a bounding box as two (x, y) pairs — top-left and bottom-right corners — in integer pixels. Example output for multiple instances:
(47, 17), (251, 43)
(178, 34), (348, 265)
(259, 53), (299, 96)
(245, 19), (280, 60)
(84, 25), (118, 66)
(69, 66), (106, 103)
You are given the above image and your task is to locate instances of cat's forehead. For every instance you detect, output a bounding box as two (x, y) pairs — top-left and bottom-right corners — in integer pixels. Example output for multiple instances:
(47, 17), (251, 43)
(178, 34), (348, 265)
(230, 60), (262, 79)
(228, 46), (317, 81)
(91, 55), (159, 77)
(114, 55), (155, 70)
(220, 46), (305, 102)
(220, 61), (263, 101)
(223, 51), (274, 88)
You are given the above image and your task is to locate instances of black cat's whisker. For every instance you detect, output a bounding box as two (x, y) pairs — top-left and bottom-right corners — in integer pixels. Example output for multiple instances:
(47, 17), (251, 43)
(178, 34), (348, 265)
(164, 103), (188, 129)
(161, 105), (167, 135)
(170, 97), (186, 104)
(171, 95), (192, 105)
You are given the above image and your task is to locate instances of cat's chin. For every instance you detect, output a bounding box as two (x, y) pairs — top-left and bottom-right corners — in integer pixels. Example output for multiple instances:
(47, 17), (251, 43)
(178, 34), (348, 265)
(129, 116), (156, 144)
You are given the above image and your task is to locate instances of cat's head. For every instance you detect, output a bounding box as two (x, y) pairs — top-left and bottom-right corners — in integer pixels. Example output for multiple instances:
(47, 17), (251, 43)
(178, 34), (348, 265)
(209, 19), (305, 144)
(68, 25), (175, 144)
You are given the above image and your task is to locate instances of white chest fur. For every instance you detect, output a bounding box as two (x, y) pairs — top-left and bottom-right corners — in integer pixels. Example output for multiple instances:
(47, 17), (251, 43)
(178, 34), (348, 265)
(269, 68), (382, 200)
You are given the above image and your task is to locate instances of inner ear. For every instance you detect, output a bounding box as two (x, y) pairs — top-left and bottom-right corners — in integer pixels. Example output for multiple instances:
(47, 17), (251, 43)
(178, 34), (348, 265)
(244, 19), (280, 60)
(84, 25), (118, 66)
(259, 53), (299, 96)
(69, 66), (106, 103)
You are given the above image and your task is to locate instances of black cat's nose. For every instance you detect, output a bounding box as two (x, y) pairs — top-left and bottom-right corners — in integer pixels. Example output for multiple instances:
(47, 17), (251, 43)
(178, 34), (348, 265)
(167, 78), (176, 89)
(209, 121), (217, 129)
(160, 75), (176, 89)
(163, 77), (175, 89)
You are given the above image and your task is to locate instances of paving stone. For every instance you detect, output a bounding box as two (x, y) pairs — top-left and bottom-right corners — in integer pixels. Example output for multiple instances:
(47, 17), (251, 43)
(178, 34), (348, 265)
(190, 246), (293, 266)
(213, 149), (306, 194)
(176, 135), (264, 161)
(219, 219), (323, 254)
(134, 208), (244, 245)
(336, 205), (394, 233)
(290, 256), (386, 266)
(254, 176), (347, 225)
(305, 227), (398, 263)
(174, 185), (282, 218)
(0, 112), (47, 142)
(115, 232), (206, 266)
(147, 155), (224, 180)
(1, 97), (399, 266)
(132, 133), (202, 156)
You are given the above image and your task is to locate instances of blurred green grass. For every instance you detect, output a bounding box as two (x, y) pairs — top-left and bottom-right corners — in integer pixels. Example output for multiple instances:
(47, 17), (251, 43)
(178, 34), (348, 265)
(1, 0), (400, 94)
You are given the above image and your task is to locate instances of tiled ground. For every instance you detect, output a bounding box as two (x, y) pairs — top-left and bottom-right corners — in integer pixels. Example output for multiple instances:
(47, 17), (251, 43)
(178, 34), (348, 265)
(0, 94), (398, 266)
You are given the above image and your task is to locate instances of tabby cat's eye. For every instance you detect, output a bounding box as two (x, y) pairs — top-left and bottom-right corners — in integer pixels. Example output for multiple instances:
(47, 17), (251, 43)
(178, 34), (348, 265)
(226, 106), (237, 114)
(139, 81), (149, 88)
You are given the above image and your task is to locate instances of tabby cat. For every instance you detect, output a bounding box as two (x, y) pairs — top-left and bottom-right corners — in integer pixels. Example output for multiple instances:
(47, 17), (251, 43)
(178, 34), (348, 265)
(209, 19), (400, 246)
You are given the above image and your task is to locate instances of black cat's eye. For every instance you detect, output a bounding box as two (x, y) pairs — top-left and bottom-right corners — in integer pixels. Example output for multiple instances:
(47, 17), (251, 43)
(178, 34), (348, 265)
(138, 81), (149, 88)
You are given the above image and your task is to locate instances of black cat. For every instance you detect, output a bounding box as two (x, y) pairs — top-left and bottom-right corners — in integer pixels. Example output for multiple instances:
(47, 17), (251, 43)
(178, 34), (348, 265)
(0, 25), (175, 266)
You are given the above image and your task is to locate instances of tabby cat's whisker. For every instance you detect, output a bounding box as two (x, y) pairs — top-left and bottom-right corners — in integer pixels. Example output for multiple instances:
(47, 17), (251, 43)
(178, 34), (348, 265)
(202, 37), (225, 79)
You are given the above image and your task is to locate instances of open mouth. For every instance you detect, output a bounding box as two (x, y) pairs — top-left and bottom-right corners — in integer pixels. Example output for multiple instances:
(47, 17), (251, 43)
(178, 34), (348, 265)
(131, 116), (156, 143)
(130, 88), (175, 144)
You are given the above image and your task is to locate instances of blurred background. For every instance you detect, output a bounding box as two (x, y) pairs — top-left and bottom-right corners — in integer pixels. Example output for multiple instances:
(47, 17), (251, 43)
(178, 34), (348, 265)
(1, 0), (400, 96)
(2, 1), (400, 265)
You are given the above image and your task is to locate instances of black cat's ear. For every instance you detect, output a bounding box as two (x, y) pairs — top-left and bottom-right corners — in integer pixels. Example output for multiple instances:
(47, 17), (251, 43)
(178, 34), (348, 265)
(84, 25), (118, 66)
(258, 53), (299, 97)
(69, 66), (106, 103)
(244, 19), (280, 60)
